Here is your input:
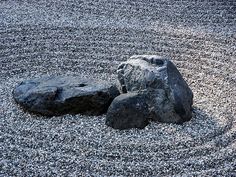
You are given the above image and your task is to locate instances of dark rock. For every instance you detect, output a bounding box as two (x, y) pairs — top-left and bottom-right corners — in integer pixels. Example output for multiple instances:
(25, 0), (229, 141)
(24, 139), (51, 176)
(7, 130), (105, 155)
(106, 93), (149, 130)
(13, 75), (120, 116)
(117, 55), (193, 124)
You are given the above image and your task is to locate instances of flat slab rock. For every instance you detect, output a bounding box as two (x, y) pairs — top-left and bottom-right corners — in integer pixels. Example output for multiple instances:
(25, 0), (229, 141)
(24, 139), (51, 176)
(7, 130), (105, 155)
(106, 55), (193, 129)
(13, 75), (120, 116)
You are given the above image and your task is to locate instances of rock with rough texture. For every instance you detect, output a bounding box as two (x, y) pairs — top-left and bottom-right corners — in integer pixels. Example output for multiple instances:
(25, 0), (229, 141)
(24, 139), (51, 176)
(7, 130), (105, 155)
(106, 93), (149, 130)
(13, 75), (120, 116)
(116, 55), (193, 124)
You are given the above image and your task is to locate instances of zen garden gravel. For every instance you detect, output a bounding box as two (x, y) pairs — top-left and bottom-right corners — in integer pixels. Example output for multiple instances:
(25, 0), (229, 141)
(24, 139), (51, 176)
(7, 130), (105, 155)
(0, 0), (236, 176)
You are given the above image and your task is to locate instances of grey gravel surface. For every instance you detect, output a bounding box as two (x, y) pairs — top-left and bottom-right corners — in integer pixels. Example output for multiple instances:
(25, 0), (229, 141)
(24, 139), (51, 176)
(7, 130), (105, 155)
(0, 0), (236, 176)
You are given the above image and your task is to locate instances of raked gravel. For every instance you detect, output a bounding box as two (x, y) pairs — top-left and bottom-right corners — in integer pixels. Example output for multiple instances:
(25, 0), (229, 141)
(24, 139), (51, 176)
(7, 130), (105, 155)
(0, 0), (236, 176)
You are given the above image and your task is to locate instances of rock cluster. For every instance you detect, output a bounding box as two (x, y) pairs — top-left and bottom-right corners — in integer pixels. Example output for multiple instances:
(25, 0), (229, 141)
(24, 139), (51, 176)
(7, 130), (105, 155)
(106, 55), (193, 129)
(13, 55), (193, 130)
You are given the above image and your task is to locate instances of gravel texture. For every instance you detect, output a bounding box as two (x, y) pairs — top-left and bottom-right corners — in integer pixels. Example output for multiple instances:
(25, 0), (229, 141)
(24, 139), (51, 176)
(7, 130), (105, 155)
(0, 0), (236, 176)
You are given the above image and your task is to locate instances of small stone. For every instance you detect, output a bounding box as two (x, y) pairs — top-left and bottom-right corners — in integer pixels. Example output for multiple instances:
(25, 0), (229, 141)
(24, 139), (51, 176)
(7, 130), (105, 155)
(116, 55), (193, 124)
(13, 75), (120, 116)
(106, 93), (149, 130)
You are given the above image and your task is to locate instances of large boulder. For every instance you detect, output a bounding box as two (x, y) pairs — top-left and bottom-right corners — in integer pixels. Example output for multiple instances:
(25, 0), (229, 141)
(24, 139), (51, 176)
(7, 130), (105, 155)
(13, 75), (120, 116)
(112, 55), (193, 126)
(106, 93), (149, 130)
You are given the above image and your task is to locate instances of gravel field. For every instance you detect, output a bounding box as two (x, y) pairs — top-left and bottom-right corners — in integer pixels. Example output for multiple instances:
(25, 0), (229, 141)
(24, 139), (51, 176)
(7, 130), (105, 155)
(0, 0), (236, 176)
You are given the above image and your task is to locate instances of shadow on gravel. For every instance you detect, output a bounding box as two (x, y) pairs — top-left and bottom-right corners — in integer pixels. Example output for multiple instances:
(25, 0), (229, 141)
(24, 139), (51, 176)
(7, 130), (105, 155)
(185, 106), (233, 143)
